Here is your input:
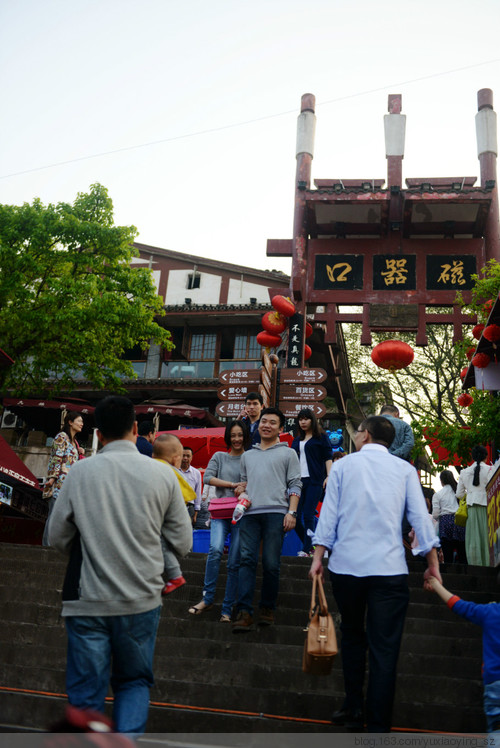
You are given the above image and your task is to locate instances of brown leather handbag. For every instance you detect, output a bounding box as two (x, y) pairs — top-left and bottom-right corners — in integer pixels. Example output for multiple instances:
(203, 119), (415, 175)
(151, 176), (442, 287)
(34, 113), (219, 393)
(302, 574), (338, 675)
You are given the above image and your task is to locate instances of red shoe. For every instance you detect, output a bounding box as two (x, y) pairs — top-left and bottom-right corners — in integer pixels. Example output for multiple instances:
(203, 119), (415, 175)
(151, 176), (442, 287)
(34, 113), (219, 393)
(162, 575), (186, 596)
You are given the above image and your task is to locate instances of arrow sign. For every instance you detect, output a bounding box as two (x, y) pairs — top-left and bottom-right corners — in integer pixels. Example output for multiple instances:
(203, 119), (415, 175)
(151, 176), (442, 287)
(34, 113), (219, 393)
(278, 401), (327, 418)
(219, 369), (261, 385)
(216, 401), (246, 418)
(218, 384), (255, 401)
(279, 368), (327, 384)
(279, 384), (327, 401)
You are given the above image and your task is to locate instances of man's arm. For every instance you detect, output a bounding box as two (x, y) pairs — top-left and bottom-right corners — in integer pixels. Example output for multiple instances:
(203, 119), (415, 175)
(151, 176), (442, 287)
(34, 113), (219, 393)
(283, 450), (302, 532)
(47, 473), (78, 554)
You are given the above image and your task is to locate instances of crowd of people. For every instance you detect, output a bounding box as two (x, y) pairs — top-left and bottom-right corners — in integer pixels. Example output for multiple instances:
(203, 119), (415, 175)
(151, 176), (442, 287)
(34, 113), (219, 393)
(42, 395), (500, 737)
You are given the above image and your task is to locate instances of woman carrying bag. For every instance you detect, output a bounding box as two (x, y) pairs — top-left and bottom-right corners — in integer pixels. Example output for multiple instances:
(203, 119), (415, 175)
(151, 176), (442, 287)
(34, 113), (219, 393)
(432, 470), (466, 564)
(291, 408), (332, 557)
(188, 420), (249, 621)
(456, 445), (493, 566)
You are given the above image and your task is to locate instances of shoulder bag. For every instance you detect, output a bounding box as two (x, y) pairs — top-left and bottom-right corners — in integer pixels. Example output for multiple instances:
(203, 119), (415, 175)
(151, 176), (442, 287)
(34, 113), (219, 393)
(208, 496), (239, 520)
(454, 496), (468, 527)
(302, 574), (337, 675)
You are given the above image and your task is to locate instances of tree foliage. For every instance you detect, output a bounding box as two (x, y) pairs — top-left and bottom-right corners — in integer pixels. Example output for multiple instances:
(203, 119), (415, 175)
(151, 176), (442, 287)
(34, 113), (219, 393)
(0, 184), (172, 394)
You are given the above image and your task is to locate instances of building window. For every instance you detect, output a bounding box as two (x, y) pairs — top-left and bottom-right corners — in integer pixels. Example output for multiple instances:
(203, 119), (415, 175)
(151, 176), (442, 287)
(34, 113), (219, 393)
(190, 333), (216, 359)
(187, 273), (201, 290)
(234, 332), (260, 359)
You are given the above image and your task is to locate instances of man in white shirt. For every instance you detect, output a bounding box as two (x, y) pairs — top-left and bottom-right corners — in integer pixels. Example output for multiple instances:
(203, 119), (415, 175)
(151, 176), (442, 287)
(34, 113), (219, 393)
(309, 415), (441, 733)
(179, 446), (202, 523)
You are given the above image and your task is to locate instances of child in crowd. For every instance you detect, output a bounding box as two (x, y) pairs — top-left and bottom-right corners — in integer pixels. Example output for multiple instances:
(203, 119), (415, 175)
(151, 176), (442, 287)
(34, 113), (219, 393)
(427, 576), (500, 737)
(153, 434), (196, 595)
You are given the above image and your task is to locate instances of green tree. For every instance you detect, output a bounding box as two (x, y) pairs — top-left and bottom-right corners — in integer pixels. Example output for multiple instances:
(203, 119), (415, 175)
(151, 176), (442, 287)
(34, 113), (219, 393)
(0, 184), (172, 394)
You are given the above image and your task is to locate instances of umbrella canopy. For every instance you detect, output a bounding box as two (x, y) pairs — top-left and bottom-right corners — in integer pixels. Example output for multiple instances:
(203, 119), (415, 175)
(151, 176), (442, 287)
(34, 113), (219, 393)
(157, 427), (227, 469)
(0, 434), (46, 523)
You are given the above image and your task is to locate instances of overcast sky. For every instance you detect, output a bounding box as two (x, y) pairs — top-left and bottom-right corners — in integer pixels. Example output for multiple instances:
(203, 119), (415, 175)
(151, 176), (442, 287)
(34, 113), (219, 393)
(2, 0), (500, 274)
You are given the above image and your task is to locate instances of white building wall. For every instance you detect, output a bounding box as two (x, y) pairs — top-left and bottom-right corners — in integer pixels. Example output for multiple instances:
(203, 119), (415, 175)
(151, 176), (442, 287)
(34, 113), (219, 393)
(165, 269), (222, 305)
(227, 279), (271, 304)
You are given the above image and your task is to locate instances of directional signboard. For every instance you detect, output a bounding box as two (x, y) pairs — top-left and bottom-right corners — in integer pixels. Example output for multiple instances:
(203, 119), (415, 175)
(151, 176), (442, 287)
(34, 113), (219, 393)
(219, 369), (260, 385)
(279, 368), (327, 384)
(279, 384), (327, 401)
(218, 384), (255, 401)
(278, 401), (327, 418)
(215, 401), (245, 418)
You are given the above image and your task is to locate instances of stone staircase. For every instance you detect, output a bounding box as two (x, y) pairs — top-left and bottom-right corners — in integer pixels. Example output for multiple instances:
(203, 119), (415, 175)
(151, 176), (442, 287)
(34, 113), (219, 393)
(0, 541), (497, 733)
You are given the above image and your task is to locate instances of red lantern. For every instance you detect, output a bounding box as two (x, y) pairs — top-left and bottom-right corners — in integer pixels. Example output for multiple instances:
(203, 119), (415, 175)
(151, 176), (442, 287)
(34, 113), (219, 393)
(457, 393), (473, 407)
(483, 324), (500, 343)
(460, 367), (468, 381)
(472, 324), (485, 340)
(305, 322), (313, 338)
(466, 346), (476, 361)
(304, 344), (312, 360)
(471, 352), (491, 368)
(271, 295), (296, 318)
(371, 340), (414, 373)
(256, 331), (282, 348)
(483, 299), (494, 316)
(261, 310), (287, 335)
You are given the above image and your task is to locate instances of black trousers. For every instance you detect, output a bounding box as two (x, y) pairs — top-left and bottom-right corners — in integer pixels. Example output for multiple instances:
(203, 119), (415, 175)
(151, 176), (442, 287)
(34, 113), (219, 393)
(330, 572), (409, 732)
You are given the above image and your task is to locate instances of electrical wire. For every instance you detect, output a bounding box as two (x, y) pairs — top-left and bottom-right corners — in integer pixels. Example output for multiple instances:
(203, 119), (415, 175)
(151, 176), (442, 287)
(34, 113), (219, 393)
(1, 57), (500, 180)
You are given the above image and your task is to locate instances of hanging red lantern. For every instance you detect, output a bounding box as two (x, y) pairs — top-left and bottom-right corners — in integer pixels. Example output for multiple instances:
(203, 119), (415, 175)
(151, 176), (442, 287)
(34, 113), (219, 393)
(256, 331), (282, 348)
(261, 310), (287, 335)
(465, 346), (476, 361)
(370, 340), (414, 373)
(304, 344), (312, 360)
(471, 352), (491, 369)
(483, 324), (500, 343)
(472, 324), (485, 340)
(483, 299), (494, 316)
(271, 295), (296, 318)
(460, 367), (468, 381)
(305, 322), (313, 338)
(457, 393), (473, 408)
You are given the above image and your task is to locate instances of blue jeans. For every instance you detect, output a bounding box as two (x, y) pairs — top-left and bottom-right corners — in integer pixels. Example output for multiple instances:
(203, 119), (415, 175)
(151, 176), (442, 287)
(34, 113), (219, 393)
(65, 606), (161, 736)
(236, 512), (285, 615)
(330, 572), (409, 732)
(203, 518), (240, 616)
(484, 679), (500, 737)
(294, 478), (323, 553)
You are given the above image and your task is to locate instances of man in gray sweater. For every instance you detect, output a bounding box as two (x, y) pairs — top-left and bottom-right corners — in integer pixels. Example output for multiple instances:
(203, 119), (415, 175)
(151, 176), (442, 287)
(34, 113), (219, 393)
(48, 396), (192, 736)
(232, 407), (301, 632)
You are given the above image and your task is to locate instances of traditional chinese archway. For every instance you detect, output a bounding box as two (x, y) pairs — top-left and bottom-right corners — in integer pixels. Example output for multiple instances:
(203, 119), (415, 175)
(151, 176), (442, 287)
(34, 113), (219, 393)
(267, 89), (500, 364)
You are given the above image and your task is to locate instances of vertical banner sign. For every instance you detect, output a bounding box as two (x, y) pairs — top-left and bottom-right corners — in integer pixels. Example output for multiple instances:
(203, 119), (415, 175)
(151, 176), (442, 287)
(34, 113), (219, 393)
(287, 313), (305, 368)
(284, 312), (305, 433)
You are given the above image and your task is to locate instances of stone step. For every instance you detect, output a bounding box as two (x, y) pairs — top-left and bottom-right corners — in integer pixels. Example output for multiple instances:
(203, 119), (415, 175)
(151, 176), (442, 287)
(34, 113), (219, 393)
(0, 689), (486, 734)
(0, 542), (491, 735)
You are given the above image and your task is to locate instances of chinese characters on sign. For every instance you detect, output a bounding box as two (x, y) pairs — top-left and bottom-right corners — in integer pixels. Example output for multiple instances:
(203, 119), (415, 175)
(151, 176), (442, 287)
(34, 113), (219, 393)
(287, 313), (305, 369)
(313, 254), (477, 292)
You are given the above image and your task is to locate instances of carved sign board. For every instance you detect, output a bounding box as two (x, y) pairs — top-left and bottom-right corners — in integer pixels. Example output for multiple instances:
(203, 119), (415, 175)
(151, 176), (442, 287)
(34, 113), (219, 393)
(279, 368), (327, 384)
(215, 401), (245, 418)
(314, 254), (477, 292)
(370, 304), (419, 329)
(278, 401), (327, 418)
(279, 384), (327, 401)
(219, 369), (260, 385)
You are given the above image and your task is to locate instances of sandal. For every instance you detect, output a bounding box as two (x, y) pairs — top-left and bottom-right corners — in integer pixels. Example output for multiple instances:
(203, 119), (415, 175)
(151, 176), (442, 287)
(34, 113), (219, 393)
(188, 601), (213, 615)
(219, 614), (232, 623)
